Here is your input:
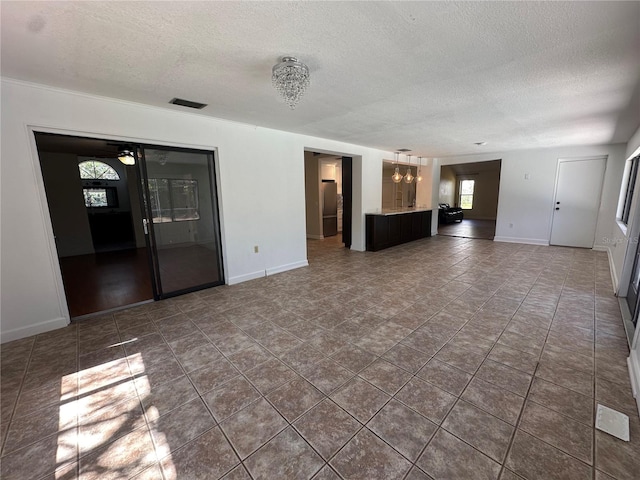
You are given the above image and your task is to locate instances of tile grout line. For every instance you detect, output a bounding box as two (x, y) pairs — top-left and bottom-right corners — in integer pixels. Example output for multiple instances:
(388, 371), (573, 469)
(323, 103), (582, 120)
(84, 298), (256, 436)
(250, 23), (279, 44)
(2, 242), (627, 480)
(496, 246), (573, 480)
(0, 336), (37, 458)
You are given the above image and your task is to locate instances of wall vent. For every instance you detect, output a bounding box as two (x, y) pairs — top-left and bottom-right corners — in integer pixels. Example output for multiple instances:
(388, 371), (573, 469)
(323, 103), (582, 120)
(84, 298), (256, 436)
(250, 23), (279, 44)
(169, 98), (208, 109)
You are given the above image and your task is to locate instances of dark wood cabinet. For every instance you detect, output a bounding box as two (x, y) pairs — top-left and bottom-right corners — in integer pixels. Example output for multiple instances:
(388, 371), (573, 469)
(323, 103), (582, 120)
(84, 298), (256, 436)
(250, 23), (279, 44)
(366, 210), (432, 251)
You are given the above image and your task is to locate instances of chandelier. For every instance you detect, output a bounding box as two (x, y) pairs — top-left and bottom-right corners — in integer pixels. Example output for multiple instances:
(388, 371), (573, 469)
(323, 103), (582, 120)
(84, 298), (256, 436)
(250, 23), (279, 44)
(272, 56), (310, 109)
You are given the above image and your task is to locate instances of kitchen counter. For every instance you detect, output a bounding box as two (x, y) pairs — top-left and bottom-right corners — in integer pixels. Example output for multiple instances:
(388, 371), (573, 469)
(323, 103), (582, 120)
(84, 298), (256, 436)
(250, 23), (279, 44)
(365, 209), (432, 251)
(368, 207), (432, 216)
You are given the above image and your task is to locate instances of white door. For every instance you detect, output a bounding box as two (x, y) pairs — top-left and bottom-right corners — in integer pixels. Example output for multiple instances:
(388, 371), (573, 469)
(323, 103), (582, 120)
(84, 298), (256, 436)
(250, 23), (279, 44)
(550, 157), (606, 248)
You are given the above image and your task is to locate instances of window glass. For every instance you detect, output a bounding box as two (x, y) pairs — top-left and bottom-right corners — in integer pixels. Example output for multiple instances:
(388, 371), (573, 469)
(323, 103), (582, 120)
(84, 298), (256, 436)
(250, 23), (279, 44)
(83, 187), (118, 208)
(148, 178), (199, 223)
(78, 160), (120, 180)
(460, 179), (475, 209)
(621, 156), (639, 225)
(171, 180), (200, 221)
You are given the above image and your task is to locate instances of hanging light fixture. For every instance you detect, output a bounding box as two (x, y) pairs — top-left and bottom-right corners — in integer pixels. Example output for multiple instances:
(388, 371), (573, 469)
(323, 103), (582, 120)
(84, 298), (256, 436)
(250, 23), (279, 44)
(415, 157), (423, 183)
(272, 56), (310, 109)
(404, 155), (414, 183)
(118, 150), (135, 166)
(392, 152), (403, 183)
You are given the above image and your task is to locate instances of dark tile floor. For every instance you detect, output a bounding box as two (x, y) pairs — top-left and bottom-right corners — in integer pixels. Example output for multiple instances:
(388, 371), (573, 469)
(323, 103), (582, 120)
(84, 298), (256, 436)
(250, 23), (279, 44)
(438, 219), (496, 240)
(1, 235), (639, 479)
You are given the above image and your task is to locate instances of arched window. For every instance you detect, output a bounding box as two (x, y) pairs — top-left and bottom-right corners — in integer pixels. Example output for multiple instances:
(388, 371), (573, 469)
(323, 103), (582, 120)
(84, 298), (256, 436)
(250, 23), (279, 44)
(78, 160), (120, 180)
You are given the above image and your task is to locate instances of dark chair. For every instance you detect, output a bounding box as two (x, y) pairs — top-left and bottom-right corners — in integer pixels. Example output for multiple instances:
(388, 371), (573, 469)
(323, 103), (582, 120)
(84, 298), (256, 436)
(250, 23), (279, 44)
(438, 203), (463, 224)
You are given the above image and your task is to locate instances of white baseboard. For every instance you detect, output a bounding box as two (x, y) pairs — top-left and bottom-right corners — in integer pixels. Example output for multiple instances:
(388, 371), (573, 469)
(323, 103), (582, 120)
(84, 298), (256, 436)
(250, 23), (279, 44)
(228, 260), (309, 285)
(627, 349), (640, 416)
(1, 316), (69, 344)
(227, 270), (265, 285)
(493, 236), (550, 246)
(266, 260), (309, 276)
(306, 234), (324, 240)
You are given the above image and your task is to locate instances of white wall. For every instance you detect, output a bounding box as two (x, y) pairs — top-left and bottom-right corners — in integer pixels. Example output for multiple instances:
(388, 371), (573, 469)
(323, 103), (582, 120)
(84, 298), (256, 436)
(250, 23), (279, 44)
(437, 144), (627, 247)
(0, 79), (394, 342)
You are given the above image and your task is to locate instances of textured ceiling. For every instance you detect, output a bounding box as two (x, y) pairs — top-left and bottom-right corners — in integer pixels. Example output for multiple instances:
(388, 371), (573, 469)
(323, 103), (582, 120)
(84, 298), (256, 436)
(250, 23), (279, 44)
(2, 1), (639, 157)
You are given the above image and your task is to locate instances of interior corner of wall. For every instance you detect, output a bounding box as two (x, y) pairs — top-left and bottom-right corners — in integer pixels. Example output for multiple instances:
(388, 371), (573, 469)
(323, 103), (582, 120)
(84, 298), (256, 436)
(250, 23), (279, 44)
(1, 316), (69, 344)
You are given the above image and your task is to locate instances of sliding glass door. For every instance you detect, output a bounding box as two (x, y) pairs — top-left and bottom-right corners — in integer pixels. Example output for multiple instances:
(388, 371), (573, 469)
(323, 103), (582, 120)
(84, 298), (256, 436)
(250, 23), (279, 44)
(139, 146), (224, 298)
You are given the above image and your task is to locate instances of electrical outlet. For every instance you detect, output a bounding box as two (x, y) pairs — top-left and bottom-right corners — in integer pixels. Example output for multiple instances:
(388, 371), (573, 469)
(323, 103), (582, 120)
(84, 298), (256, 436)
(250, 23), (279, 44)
(254, 245), (259, 253)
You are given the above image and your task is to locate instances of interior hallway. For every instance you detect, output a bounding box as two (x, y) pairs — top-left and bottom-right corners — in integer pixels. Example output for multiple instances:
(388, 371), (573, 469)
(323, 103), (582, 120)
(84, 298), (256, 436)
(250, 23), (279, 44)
(1, 236), (638, 479)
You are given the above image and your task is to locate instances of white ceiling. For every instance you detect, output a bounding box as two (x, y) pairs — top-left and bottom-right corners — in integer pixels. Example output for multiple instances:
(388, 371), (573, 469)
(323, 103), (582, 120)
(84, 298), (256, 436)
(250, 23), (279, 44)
(2, 1), (639, 157)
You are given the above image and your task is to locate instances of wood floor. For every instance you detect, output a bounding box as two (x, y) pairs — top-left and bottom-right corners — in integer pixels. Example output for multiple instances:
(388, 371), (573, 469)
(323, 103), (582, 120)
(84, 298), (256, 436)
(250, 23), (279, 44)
(59, 244), (223, 318)
(59, 248), (154, 317)
(438, 219), (496, 240)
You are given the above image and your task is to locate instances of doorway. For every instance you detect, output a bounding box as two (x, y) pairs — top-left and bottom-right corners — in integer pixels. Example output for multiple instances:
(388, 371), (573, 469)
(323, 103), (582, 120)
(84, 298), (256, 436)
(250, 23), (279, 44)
(437, 160), (501, 240)
(549, 157), (606, 248)
(304, 151), (353, 255)
(35, 132), (224, 318)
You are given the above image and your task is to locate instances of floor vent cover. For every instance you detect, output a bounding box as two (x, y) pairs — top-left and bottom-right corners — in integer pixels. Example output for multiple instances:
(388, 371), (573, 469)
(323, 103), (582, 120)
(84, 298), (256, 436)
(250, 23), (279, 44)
(595, 404), (630, 441)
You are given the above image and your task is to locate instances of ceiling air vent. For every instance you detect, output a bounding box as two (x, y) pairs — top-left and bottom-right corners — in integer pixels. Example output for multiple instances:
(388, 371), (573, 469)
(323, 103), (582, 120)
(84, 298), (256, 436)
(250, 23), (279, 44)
(169, 98), (208, 109)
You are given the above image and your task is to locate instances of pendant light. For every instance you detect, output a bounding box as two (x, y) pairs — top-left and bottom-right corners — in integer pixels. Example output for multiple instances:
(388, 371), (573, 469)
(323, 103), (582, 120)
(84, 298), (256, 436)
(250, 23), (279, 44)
(415, 157), (423, 183)
(403, 155), (414, 183)
(391, 152), (403, 183)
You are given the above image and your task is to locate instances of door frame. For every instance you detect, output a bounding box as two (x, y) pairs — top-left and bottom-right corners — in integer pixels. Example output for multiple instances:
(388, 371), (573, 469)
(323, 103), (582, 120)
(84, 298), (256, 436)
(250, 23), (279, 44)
(26, 125), (227, 322)
(303, 148), (356, 251)
(548, 156), (607, 247)
(137, 144), (225, 299)
(625, 244), (640, 322)
(342, 156), (352, 248)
